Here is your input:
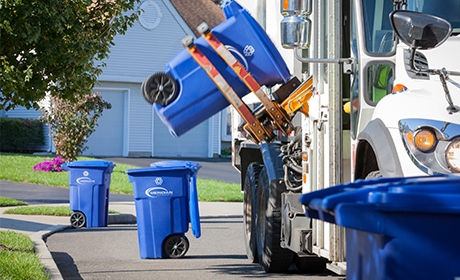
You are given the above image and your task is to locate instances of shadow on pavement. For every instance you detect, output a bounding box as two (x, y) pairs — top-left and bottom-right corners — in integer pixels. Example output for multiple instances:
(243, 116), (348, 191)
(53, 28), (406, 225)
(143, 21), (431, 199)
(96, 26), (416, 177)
(0, 217), (55, 232)
(50, 251), (83, 280)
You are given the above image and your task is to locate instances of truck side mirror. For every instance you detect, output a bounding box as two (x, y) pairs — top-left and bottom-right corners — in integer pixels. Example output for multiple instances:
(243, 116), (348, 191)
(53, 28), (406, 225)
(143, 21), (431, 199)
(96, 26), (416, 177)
(280, 0), (312, 49)
(390, 10), (452, 50)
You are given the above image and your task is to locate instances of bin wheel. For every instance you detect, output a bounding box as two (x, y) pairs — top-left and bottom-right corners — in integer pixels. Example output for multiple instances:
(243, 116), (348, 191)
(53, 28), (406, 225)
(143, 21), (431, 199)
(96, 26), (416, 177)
(163, 235), (189, 258)
(70, 211), (86, 228)
(142, 72), (178, 106)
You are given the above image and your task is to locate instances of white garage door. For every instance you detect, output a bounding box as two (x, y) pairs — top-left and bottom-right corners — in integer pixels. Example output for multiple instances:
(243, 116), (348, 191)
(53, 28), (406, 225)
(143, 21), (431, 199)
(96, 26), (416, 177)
(84, 90), (125, 156)
(153, 116), (209, 157)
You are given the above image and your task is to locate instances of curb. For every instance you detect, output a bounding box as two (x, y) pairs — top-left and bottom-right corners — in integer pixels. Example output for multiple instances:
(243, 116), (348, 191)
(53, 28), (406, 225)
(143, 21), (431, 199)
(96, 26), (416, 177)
(37, 213), (240, 279)
(34, 213), (136, 279)
(108, 213), (137, 224)
(31, 225), (70, 280)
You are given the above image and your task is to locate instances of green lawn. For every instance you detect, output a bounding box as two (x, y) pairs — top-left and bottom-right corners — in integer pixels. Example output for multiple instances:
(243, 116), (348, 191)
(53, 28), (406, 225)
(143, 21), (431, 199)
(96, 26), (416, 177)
(0, 153), (243, 202)
(0, 197), (28, 207)
(0, 230), (49, 279)
(3, 205), (119, 216)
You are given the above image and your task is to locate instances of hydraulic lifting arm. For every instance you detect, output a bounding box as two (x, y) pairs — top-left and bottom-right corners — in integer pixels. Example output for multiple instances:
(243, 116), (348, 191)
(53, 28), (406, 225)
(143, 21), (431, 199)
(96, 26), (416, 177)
(183, 22), (314, 145)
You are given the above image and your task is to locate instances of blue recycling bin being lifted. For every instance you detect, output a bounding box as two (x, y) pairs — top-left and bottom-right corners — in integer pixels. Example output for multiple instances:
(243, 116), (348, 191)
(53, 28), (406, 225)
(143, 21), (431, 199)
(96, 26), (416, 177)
(154, 0), (291, 137)
(125, 161), (202, 259)
(62, 160), (116, 228)
(300, 175), (460, 280)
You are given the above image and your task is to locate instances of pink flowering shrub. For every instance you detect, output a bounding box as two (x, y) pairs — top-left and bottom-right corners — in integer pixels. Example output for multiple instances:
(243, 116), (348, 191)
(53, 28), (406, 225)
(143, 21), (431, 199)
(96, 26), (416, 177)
(34, 156), (64, 172)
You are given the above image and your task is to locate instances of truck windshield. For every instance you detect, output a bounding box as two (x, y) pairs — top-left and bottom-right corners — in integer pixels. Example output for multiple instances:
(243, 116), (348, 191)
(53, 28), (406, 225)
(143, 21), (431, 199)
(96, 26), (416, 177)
(362, 0), (460, 55)
(405, 0), (460, 32)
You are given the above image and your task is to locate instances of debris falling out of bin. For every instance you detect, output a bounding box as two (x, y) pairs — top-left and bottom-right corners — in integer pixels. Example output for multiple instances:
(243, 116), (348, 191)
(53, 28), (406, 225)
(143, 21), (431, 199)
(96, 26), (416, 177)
(62, 161), (116, 228)
(300, 175), (460, 280)
(126, 161), (202, 259)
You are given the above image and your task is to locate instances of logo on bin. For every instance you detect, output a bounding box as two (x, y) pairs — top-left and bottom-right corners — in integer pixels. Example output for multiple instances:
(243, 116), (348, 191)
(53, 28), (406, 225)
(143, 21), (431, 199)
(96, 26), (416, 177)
(243, 45), (255, 57)
(76, 177), (95, 184)
(155, 177), (163, 185)
(145, 187), (173, 198)
(83, 171), (89, 176)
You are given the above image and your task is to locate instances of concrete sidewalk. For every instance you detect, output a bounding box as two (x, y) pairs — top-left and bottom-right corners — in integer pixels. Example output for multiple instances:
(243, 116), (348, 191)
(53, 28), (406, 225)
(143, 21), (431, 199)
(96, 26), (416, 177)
(0, 195), (242, 279)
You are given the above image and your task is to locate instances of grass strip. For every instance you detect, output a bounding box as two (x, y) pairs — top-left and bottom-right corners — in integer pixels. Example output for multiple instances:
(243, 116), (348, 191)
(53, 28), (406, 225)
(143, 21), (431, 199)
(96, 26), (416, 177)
(0, 230), (49, 279)
(0, 197), (28, 207)
(4, 206), (119, 216)
(0, 153), (243, 202)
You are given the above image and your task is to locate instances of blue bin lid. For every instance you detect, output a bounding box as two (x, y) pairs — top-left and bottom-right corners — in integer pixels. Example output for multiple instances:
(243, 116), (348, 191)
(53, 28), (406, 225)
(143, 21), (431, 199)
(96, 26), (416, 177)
(125, 161), (202, 175)
(150, 161), (201, 172)
(62, 160), (116, 170)
(300, 175), (460, 225)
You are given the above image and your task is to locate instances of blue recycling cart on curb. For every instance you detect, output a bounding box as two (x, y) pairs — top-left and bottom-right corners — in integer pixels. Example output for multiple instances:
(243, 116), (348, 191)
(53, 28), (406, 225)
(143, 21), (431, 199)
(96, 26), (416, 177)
(62, 160), (116, 228)
(125, 161), (202, 259)
(300, 175), (460, 280)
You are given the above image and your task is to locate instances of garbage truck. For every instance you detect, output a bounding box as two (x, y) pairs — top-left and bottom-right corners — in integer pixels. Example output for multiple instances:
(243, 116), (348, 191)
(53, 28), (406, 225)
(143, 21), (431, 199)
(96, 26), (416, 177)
(142, 0), (460, 274)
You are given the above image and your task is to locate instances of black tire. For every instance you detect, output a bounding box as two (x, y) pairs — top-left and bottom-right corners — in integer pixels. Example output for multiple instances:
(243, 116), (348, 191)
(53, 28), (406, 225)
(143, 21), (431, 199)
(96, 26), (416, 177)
(366, 170), (383, 179)
(163, 235), (189, 259)
(142, 72), (178, 106)
(294, 255), (327, 273)
(243, 162), (263, 263)
(70, 211), (86, 228)
(256, 166), (294, 273)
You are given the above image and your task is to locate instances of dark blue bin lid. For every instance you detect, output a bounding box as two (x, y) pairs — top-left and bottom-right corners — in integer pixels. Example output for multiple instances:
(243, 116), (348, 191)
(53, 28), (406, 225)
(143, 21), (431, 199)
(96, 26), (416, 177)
(300, 175), (460, 225)
(62, 160), (116, 170)
(150, 161), (202, 174)
(126, 161), (202, 175)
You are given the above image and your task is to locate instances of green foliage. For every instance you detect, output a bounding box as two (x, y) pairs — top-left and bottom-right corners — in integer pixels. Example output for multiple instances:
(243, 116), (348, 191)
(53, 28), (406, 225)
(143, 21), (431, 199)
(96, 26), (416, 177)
(39, 93), (111, 162)
(0, 118), (44, 153)
(0, 0), (141, 111)
(3, 206), (119, 216)
(0, 197), (28, 207)
(0, 231), (49, 280)
(4, 206), (73, 216)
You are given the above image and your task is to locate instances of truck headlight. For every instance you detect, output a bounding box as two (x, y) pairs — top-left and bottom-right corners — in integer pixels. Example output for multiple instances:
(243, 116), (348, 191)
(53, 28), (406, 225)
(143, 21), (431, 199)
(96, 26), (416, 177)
(413, 129), (437, 152)
(399, 119), (460, 175)
(446, 138), (460, 172)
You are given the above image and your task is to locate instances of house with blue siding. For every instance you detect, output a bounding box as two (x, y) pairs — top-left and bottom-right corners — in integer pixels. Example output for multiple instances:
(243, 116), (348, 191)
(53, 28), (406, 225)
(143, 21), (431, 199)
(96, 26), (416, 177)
(2, 0), (231, 158)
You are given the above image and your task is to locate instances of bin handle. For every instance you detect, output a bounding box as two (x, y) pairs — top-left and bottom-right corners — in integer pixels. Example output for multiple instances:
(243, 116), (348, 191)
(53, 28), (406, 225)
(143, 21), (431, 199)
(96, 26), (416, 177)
(189, 173), (201, 238)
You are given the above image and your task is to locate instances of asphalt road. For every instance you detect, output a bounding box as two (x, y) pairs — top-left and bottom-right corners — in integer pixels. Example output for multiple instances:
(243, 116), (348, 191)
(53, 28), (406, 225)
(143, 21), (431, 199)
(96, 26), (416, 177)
(0, 181), (134, 205)
(98, 157), (241, 185)
(46, 219), (344, 280)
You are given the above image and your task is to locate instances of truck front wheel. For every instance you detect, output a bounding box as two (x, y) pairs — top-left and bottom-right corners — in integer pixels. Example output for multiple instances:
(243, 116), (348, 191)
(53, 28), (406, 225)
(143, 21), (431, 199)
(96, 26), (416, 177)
(243, 163), (263, 263)
(256, 166), (294, 272)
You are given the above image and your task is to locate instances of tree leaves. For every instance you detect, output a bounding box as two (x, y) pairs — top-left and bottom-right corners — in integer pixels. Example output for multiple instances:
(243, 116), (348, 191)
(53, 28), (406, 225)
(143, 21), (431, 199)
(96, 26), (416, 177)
(0, 0), (141, 110)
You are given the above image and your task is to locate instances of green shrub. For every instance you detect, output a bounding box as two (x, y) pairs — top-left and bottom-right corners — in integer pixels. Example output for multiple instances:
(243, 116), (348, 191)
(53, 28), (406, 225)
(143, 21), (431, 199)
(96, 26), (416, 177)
(0, 118), (44, 153)
(39, 93), (111, 162)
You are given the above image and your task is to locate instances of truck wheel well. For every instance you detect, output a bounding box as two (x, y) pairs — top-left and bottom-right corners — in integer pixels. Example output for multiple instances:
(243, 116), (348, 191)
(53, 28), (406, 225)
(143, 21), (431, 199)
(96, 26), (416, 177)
(354, 140), (379, 180)
(240, 147), (263, 191)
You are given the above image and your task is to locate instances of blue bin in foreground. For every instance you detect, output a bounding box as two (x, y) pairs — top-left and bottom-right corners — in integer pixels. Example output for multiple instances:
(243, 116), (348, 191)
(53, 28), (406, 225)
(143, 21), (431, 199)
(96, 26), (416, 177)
(62, 160), (116, 228)
(300, 175), (460, 280)
(155, 0), (291, 137)
(126, 161), (202, 259)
